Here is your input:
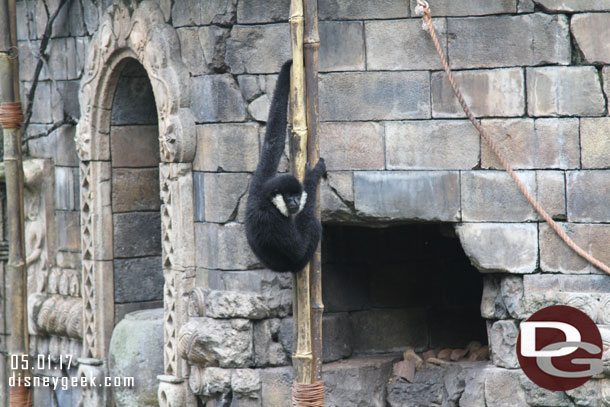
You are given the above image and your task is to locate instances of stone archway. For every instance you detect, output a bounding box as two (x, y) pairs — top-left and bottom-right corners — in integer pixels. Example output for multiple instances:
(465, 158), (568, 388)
(75, 2), (196, 406)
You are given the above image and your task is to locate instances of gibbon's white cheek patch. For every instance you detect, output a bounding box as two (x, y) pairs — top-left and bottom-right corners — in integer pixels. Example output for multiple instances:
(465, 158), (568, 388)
(272, 194), (290, 217)
(298, 191), (307, 214)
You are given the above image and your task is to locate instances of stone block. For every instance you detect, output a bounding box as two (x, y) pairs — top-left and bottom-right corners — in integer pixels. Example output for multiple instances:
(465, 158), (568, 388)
(432, 68), (524, 118)
(410, 0), (516, 16)
(172, 0), (202, 26)
(448, 14), (569, 69)
(202, 173), (250, 223)
(200, 26), (230, 73)
(354, 171), (460, 221)
(194, 123), (260, 172)
(189, 366), (232, 397)
(113, 212), (162, 258)
(247, 94), (269, 122)
(113, 256), (163, 303)
(55, 125), (79, 166)
(539, 223), (610, 274)
(385, 120), (479, 170)
(571, 14), (610, 64)
(481, 276), (510, 320)
(232, 369), (261, 398)
(191, 74), (247, 123)
(226, 24), (291, 74)
(366, 19), (445, 71)
(527, 66), (605, 117)
(111, 168), (161, 213)
(324, 355), (396, 407)
(238, 76), (264, 102)
(319, 0), (409, 20)
(195, 222), (259, 270)
(481, 118), (579, 169)
(237, 0), (289, 23)
(28, 81), (52, 124)
(177, 27), (210, 76)
(205, 290), (270, 319)
(16, 0), (36, 40)
(461, 170), (565, 222)
(604, 67), (610, 105)
(320, 71), (430, 121)
(582, 118), (610, 169)
(481, 275), (526, 320)
(81, 0), (98, 34)
(456, 223), (538, 274)
(55, 166), (77, 211)
(565, 379), (603, 407)
(350, 309), (428, 353)
(520, 374), (573, 406)
(193, 172), (204, 222)
(47, 38), (79, 80)
(111, 76), (158, 125)
(320, 172), (354, 223)
(319, 21), (365, 72)
(484, 368), (527, 407)
(178, 318), (253, 368)
(26, 124), (55, 159)
(56, 210), (80, 251)
(201, 0), (236, 25)
(260, 367), (292, 406)
(110, 125), (159, 167)
(567, 171), (610, 222)
(253, 319), (289, 367)
(533, 0), (610, 11)
(489, 320), (519, 368)
(319, 122), (384, 170)
(18, 41), (47, 82)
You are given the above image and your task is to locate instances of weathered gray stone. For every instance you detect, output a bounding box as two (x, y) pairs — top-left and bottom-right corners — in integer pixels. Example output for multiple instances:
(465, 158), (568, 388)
(253, 318), (289, 367)
(481, 118), (579, 169)
(26, 124), (55, 159)
(237, 0), (289, 23)
(527, 66), (605, 117)
(67, 0), (87, 37)
(232, 369), (261, 398)
(113, 212), (162, 258)
(367, 19), (446, 70)
(177, 27), (210, 76)
(202, 26), (231, 73)
(16, 0), (36, 40)
(55, 166), (77, 211)
(47, 38), (79, 80)
(533, 0), (610, 11)
(56, 210), (80, 251)
(194, 123), (260, 172)
(385, 120), (479, 170)
(193, 172), (205, 222)
(226, 24), (291, 74)
(582, 118), (610, 169)
(110, 125), (160, 167)
(501, 276), (527, 319)
(518, 0), (536, 12)
(320, 122), (384, 170)
(572, 14), (610, 64)
(28, 81), (52, 124)
(567, 171), (610, 222)
(519, 373), (574, 406)
(481, 276), (510, 320)
(411, 0), (516, 15)
(109, 309), (164, 407)
(566, 379), (603, 407)
(461, 170), (565, 221)
(320, 71), (430, 121)
(458, 364), (490, 407)
(603, 67), (610, 106)
(489, 320), (519, 369)
(539, 223), (610, 274)
(195, 223), (259, 270)
(260, 367), (292, 406)
(202, 173), (250, 223)
(191, 75), (247, 122)
(351, 309), (428, 353)
(18, 41), (47, 82)
(178, 318), (253, 368)
(484, 368), (527, 407)
(319, 21), (365, 72)
(201, 0), (236, 25)
(456, 223), (538, 274)
(189, 366), (232, 397)
(481, 275), (526, 320)
(111, 168), (160, 213)
(448, 14), (569, 69)
(319, 0), (409, 20)
(113, 257), (163, 303)
(55, 125), (79, 166)
(354, 171), (460, 222)
(172, 0), (202, 26)
(247, 95), (270, 122)
(432, 69), (525, 118)
(205, 290), (270, 319)
(238, 76), (264, 102)
(323, 355), (395, 407)
(321, 172), (355, 222)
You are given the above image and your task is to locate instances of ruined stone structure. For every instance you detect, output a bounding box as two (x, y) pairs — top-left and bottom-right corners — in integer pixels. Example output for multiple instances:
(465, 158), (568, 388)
(2, 0), (610, 405)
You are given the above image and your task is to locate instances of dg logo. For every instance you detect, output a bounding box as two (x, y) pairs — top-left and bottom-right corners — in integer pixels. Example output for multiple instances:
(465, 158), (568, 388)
(517, 305), (603, 391)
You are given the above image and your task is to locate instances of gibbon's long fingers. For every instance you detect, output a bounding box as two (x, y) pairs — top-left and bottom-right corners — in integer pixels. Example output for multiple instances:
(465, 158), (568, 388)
(255, 60), (293, 180)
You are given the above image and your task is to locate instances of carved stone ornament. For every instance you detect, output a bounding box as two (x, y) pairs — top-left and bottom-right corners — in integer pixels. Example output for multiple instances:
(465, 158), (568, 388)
(77, 359), (107, 407)
(76, 0), (196, 163)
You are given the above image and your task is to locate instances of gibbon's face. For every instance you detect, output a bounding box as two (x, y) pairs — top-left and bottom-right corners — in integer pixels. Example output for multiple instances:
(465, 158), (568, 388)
(269, 176), (307, 217)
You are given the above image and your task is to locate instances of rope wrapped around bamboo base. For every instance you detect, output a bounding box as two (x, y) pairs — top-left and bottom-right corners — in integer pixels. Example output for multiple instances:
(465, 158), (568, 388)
(292, 381), (324, 407)
(10, 383), (32, 407)
(0, 102), (24, 129)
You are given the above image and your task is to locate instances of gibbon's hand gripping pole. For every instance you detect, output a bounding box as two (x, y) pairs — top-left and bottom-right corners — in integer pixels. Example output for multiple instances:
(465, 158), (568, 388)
(415, 0), (610, 276)
(290, 0), (325, 406)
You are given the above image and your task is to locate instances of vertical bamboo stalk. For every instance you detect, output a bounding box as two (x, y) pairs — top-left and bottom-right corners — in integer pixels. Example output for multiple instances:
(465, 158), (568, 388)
(289, 0), (313, 386)
(303, 0), (323, 384)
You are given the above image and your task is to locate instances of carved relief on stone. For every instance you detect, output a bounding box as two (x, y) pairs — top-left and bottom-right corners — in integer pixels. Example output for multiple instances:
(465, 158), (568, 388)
(77, 360), (106, 407)
(32, 294), (83, 340)
(158, 376), (186, 407)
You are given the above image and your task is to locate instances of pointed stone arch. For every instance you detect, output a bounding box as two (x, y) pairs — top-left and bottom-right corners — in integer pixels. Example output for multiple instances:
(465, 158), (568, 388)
(76, 1), (196, 406)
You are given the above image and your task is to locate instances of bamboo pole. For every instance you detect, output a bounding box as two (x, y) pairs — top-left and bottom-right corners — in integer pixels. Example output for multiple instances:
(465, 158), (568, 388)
(303, 0), (323, 385)
(1, 0), (30, 405)
(289, 0), (314, 387)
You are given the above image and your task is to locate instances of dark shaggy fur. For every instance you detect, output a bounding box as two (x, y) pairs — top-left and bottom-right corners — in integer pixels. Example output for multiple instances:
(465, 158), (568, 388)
(245, 60), (326, 272)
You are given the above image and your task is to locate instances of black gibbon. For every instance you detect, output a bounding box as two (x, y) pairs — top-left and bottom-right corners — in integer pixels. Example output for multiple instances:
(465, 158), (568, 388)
(245, 60), (326, 272)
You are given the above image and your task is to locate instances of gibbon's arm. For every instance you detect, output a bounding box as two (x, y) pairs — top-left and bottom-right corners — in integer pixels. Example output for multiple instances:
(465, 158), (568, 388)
(254, 60), (293, 182)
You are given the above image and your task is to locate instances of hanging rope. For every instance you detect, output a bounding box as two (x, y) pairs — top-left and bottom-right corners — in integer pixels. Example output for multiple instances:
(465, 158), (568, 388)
(292, 381), (325, 407)
(415, 0), (610, 275)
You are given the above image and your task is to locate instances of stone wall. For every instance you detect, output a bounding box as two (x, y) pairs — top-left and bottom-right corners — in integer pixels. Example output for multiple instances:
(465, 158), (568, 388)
(8, 0), (610, 406)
